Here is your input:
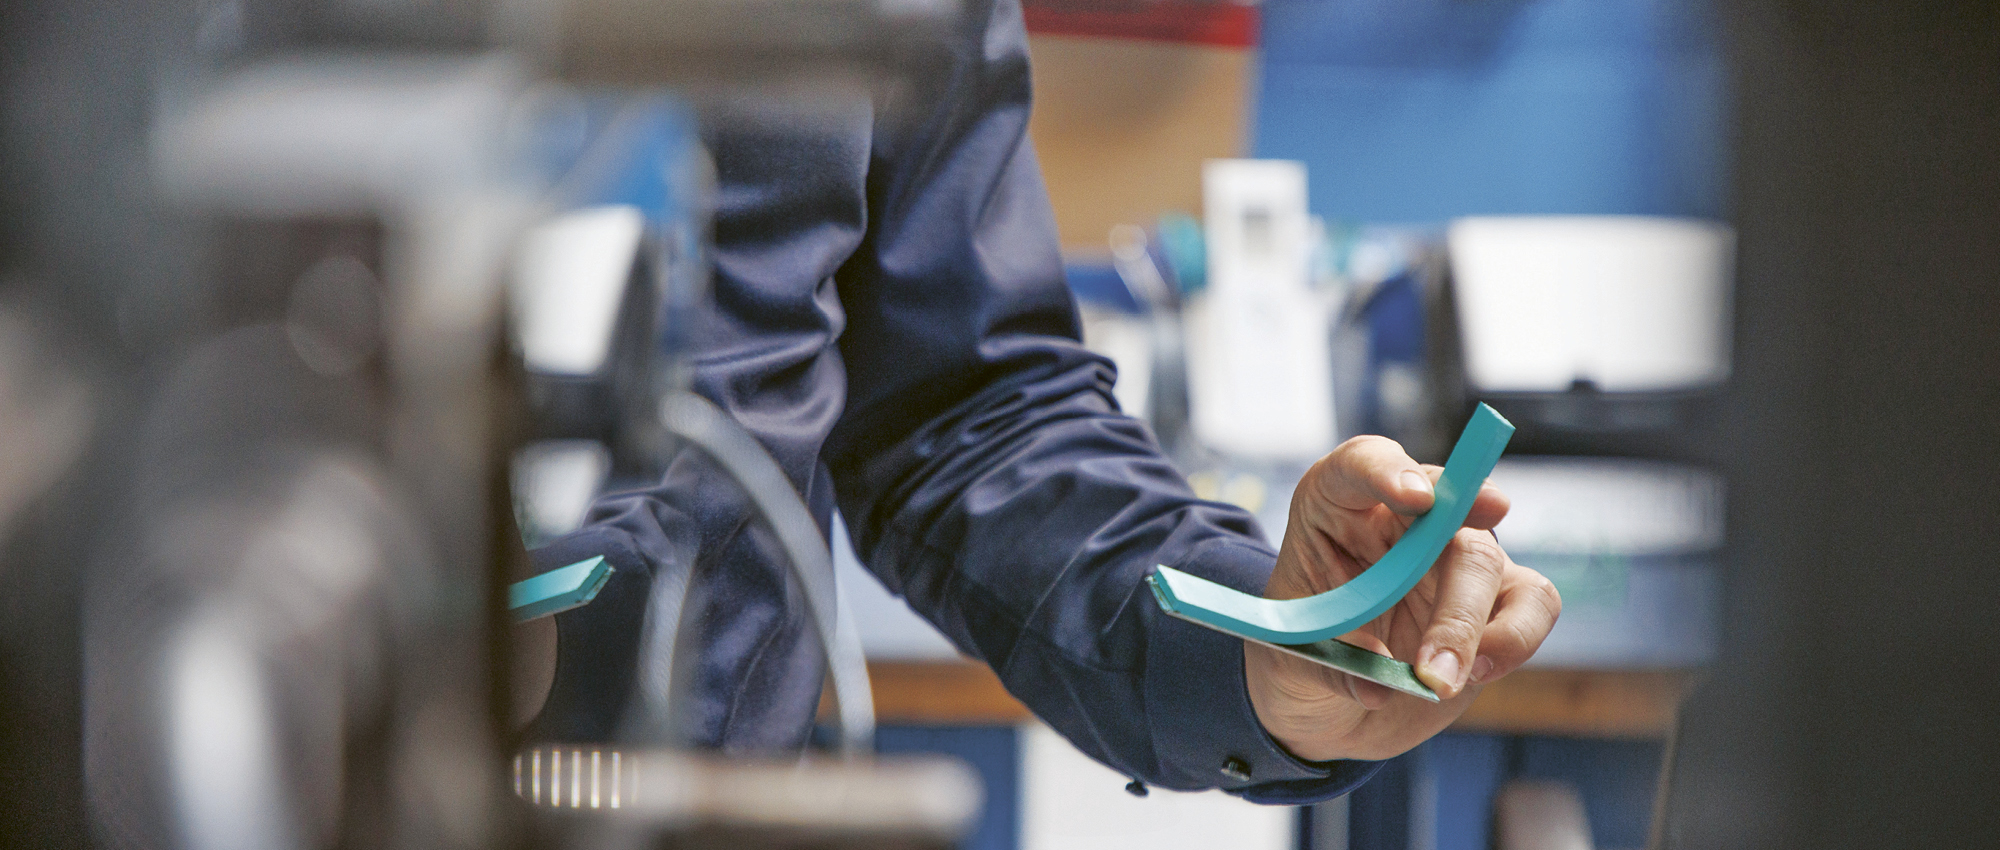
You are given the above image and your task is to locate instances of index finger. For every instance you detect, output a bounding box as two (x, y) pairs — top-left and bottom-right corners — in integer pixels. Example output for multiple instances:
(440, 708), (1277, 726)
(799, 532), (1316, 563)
(1416, 466), (1512, 530)
(1310, 435), (1437, 516)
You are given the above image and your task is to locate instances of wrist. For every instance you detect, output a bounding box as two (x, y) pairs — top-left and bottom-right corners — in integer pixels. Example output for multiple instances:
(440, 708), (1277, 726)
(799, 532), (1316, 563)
(1243, 641), (1351, 763)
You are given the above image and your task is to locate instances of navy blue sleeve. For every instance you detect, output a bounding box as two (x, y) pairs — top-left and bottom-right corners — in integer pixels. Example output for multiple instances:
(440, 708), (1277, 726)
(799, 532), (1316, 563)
(823, 0), (1379, 803)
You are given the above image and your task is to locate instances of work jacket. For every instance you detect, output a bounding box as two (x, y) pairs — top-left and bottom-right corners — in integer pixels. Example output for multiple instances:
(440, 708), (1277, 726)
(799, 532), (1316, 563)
(525, 0), (1379, 805)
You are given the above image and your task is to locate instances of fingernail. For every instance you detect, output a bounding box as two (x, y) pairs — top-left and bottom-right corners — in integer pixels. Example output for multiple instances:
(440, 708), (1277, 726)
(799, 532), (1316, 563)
(1422, 648), (1461, 692)
(1401, 471), (1434, 498)
(1469, 655), (1495, 684)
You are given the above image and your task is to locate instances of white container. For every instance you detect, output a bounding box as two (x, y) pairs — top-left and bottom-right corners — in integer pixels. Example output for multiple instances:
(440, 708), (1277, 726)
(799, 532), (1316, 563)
(1449, 216), (1734, 394)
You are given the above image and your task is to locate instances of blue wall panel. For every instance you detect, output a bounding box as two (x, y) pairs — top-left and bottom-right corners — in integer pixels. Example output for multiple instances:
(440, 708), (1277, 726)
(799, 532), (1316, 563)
(1518, 737), (1665, 850)
(1425, 734), (1510, 850)
(1252, 0), (1728, 224)
(876, 725), (1020, 850)
(1343, 733), (1665, 850)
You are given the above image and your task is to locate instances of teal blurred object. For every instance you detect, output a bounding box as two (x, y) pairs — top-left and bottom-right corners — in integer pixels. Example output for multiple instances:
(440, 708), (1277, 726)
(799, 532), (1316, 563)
(1147, 403), (1513, 645)
(509, 556), (614, 623)
(1154, 213), (1206, 296)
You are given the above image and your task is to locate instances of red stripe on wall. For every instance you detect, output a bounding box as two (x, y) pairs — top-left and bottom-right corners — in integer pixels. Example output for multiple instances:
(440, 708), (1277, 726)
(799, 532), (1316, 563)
(1023, 0), (1258, 48)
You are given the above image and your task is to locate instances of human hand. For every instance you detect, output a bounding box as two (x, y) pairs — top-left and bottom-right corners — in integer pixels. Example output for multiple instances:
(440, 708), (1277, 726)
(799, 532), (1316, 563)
(1244, 436), (1561, 762)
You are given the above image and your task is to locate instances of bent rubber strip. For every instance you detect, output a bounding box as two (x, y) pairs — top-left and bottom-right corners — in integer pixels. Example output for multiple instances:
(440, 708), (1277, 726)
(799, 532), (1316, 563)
(509, 556), (614, 623)
(1147, 403), (1514, 648)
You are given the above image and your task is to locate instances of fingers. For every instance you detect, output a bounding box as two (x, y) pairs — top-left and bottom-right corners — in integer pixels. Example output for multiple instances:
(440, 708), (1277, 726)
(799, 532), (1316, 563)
(1290, 436), (1512, 583)
(1416, 467), (1512, 530)
(1414, 529), (1510, 699)
(1307, 437), (1512, 526)
(1465, 482), (1512, 530)
(1313, 436), (1436, 515)
(1468, 564), (1563, 686)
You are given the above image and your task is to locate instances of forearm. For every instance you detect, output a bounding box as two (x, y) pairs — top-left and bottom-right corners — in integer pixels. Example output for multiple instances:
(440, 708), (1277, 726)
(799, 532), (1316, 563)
(831, 350), (1380, 801)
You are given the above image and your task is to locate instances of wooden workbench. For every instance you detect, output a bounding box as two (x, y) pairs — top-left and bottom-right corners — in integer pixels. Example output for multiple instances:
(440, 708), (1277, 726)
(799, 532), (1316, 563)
(852, 660), (1697, 739)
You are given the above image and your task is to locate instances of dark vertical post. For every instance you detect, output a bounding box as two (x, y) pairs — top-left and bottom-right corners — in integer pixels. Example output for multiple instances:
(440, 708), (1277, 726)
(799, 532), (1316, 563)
(1668, 2), (2000, 848)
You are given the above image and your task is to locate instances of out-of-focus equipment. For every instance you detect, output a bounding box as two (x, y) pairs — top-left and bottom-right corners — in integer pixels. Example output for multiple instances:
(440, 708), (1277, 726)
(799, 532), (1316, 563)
(1485, 456), (1723, 667)
(0, 305), (93, 547)
(1443, 215), (1731, 687)
(1184, 159), (1340, 460)
(1492, 780), (1596, 850)
(1450, 216), (1733, 395)
(1448, 215), (1734, 441)
(67, 0), (982, 848)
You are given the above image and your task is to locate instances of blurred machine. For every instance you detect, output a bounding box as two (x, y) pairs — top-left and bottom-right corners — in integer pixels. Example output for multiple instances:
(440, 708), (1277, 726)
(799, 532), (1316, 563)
(1448, 216), (1735, 456)
(37, 0), (985, 848)
(1447, 215), (1734, 672)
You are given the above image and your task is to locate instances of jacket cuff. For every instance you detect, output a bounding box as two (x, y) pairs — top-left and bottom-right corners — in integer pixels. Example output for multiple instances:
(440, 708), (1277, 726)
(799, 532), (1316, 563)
(1141, 537), (1383, 805)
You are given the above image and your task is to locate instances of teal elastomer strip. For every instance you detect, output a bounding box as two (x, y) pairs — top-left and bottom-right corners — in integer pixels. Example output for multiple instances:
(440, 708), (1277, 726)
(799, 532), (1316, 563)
(1146, 403), (1514, 645)
(508, 556), (614, 623)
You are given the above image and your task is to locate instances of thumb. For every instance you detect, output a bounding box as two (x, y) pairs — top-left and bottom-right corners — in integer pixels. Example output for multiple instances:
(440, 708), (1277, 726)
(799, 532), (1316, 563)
(1414, 530), (1507, 699)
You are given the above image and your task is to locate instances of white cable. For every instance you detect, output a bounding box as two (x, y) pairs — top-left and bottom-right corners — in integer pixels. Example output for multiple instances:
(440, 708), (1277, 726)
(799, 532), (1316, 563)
(657, 391), (875, 758)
